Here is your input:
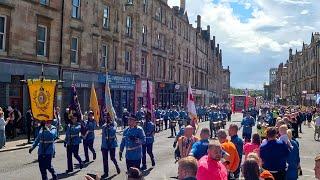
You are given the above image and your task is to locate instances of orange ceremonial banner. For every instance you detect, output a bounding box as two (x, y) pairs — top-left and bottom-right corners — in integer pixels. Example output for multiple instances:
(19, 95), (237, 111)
(27, 79), (56, 121)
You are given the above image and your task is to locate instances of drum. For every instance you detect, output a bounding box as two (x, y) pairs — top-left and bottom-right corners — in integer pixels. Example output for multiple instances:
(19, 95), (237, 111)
(156, 119), (160, 125)
(170, 121), (177, 127)
(178, 119), (183, 126)
(218, 121), (222, 129)
(222, 120), (227, 126)
(213, 122), (219, 129)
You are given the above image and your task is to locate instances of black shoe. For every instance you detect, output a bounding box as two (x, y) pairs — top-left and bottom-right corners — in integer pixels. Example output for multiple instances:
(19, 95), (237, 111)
(141, 165), (147, 170)
(83, 160), (89, 164)
(79, 163), (83, 169)
(116, 166), (121, 174)
(65, 169), (73, 173)
(93, 153), (96, 160)
(101, 174), (109, 179)
(151, 159), (155, 166)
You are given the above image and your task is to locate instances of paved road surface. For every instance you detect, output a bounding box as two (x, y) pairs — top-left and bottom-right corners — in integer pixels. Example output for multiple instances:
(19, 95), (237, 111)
(0, 113), (318, 179)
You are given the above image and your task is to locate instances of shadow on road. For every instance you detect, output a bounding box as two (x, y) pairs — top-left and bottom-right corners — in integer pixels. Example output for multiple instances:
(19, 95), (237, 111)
(24, 159), (38, 165)
(57, 170), (80, 179)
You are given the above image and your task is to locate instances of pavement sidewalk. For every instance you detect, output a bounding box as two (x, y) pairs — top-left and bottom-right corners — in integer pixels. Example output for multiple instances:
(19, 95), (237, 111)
(0, 127), (124, 153)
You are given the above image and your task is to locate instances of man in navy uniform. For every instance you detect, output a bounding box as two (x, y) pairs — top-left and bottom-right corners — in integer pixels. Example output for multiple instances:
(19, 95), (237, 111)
(64, 113), (83, 173)
(163, 108), (170, 130)
(208, 107), (219, 138)
(119, 114), (146, 171)
(170, 108), (179, 137)
(82, 111), (96, 163)
(29, 121), (57, 180)
(240, 112), (255, 142)
(141, 112), (156, 170)
(101, 113), (120, 178)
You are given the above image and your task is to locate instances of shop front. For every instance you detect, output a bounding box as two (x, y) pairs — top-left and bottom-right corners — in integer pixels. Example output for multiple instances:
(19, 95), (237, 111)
(156, 82), (175, 109)
(0, 60), (58, 114)
(98, 73), (135, 117)
(62, 70), (102, 113)
(193, 89), (204, 106)
(174, 84), (187, 108)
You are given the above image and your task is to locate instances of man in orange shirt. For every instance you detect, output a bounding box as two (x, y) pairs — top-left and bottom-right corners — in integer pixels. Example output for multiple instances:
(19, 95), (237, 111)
(217, 129), (240, 179)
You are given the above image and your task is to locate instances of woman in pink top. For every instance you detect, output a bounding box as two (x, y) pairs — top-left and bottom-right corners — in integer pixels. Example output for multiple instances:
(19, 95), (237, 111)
(243, 133), (261, 160)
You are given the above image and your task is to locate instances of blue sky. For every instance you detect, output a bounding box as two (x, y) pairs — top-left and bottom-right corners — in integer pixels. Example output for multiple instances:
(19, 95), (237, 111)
(168, 0), (320, 89)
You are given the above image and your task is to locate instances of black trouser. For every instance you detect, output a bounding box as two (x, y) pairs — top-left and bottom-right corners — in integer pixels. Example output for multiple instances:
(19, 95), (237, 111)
(142, 143), (154, 167)
(170, 125), (176, 137)
(66, 145), (82, 171)
(271, 170), (287, 180)
(164, 119), (169, 130)
(126, 159), (141, 171)
(6, 123), (14, 139)
(292, 123), (299, 138)
(83, 139), (96, 161)
(102, 148), (119, 175)
(298, 122), (302, 133)
(27, 125), (32, 142)
(38, 154), (57, 180)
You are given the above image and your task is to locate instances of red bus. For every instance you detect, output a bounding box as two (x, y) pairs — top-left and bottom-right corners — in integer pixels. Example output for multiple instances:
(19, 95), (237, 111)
(231, 95), (256, 113)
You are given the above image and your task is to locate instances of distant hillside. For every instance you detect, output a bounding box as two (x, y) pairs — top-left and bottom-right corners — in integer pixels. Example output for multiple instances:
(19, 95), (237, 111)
(230, 88), (263, 97)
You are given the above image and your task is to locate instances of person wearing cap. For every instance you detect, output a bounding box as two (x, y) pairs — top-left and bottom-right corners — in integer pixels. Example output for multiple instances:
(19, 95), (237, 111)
(119, 114), (146, 171)
(101, 112), (120, 178)
(83, 111), (97, 163)
(29, 120), (57, 180)
(64, 113), (83, 173)
(122, 108), (130, 129)
(240, 112), (255, 142)
(208, 107), (219, 138)
(169, 108), (179, 137)
(141, 111), (156, 170)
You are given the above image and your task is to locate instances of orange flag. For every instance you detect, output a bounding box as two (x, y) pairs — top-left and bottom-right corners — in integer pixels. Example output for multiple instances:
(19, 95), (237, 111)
(90, 83), (100, 123)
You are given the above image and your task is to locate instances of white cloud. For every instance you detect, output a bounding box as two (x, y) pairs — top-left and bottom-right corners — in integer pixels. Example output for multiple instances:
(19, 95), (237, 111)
(300, 10), (309, 15)
(167, 0), (320, 89)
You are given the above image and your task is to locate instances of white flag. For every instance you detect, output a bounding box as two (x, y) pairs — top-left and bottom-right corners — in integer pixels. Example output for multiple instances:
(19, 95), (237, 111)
(187, 81), (198, 128)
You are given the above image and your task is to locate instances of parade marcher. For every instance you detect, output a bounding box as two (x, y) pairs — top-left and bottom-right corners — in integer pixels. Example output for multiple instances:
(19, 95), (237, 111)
(63, 108), (71, 126)
(53, 107), (61, 139)
(163, 109), (170, 130)
(101, 113), (120, 178)
(119, 114), (146, 171)
(26, 107), (33, 144)
(286, 129), (300, 180)
(196, 141), (228, 180)
(208, 107), (219, 138)
(170, 108), (179, 137)
(83, 111), (97, 163)
(29, 121), (57, 180)
(64, 113), (83, 173)
(290, 113), (299, 139)
(228, 124), (243, 179)
(179, 109), (188, 130)
(0, 108), (9, 149)
(173, 126), (185, 149)
(240, 112), (255, 142)
(189, 128), (210, 160)
(314, 113), (320, 140)
(306, 110), (313, 128)
(297, 110), (305, 133)
(122, 108), (130, 129)
(177, 125), (198, 159)
(178, 156), (198, 180)
(260, 127), (289, 180)
(217, 129), (240, 179)
(227, 108), (232, 122)
(141, 112), (156, 170)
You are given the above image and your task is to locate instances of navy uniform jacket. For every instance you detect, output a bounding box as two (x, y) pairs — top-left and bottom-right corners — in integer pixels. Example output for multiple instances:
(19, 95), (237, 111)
(155, 109), (162, 119)
(32, 126), (57, 155)
(143, 121), (155, 144)
(189, 139), (209, 160)
(65, 123), (82, 145)
(101, 123), (118, 149)
(120, 126), (146, 160)
(170, 110), (179, 120)
(136, 111), (145, 121)
(84, 119), (96, 142)
(179, 111), (188, 120)
(163, 111), (171, 120)
(208, 111), (218, 122)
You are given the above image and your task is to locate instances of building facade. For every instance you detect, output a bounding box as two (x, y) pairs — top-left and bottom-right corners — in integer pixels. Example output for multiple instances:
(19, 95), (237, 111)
(269, 32), (320, 105)
(0, 0), (230, 117)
